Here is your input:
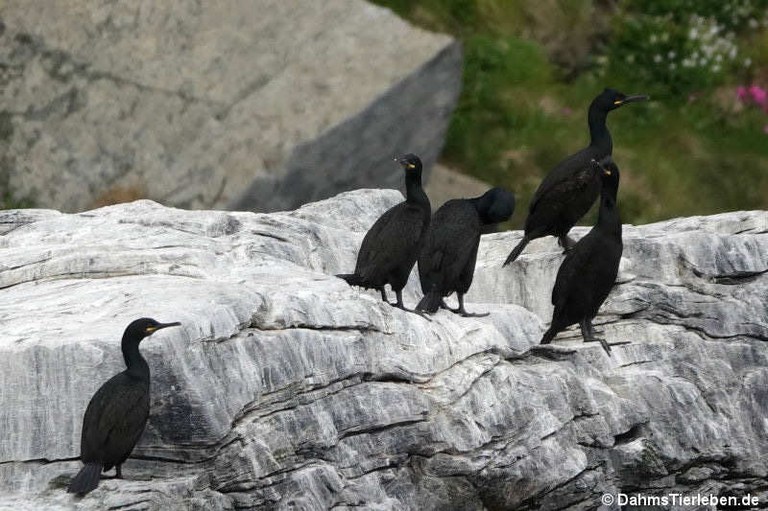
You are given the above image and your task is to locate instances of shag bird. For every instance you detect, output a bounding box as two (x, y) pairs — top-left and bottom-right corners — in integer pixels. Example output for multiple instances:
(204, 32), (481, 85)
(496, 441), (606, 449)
(417, 187), (515, 316)
(503, 88), (646, 266)
(337, 154), (431, 312)
(67, 318), (181, 496)
(540, 158), (622, 355)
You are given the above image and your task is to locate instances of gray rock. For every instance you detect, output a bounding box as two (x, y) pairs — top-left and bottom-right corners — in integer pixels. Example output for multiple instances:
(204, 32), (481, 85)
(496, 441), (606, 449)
(0, 191), (766, 510)
(0, 1), (460, 212)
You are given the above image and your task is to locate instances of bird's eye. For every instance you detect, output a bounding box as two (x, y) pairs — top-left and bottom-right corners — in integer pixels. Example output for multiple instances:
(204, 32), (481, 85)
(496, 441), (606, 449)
(407, 163), (416, 169)
(613, 99), (623, 105)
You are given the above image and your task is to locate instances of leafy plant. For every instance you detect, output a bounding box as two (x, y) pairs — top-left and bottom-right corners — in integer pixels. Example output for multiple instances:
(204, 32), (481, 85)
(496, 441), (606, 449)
(605, 1), (767, 96)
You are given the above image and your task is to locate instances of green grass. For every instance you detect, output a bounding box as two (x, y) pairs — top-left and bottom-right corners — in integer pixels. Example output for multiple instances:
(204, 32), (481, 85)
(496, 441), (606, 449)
(372, 0), (768, 227)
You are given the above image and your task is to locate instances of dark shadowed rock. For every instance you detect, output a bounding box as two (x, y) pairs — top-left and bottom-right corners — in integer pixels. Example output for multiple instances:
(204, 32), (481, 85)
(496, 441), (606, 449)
(0, 1), (461, 213)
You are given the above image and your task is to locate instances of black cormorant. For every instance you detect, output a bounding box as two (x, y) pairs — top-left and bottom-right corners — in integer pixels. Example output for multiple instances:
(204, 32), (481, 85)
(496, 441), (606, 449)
(540, 159), (622, 355)
(503, 88), (646, 266)
(67, 318), (181, 496)
(417, 187), (515, 316)
(337, 154), (431, 312)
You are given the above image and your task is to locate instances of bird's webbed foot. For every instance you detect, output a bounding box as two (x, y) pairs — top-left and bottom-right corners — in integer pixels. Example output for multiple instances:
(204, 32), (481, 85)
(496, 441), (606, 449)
(449, 307), (489, 317)
(393, 292), (432, 321)
(392, 302), (433, 321)
(458, 311), (490, 318)
(442, 297), (489, 317)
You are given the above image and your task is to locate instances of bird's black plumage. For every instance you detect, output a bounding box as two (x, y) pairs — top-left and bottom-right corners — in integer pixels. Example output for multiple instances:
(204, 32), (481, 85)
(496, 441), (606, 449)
(540, 159), (622, 355)
(337, 154), (431, 311)
(67, 318), (180, 496)
(503, 88), (646, 266)
(417, 187), (515, 315)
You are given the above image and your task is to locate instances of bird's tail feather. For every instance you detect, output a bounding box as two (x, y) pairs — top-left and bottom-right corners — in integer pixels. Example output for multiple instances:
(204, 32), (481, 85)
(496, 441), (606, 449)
(540, 327), (557, 345)
(503, 236), (530, 266)
(416, 291), (442, 313)
(336, 273), (364, 286)
(68, 462), (102, 495)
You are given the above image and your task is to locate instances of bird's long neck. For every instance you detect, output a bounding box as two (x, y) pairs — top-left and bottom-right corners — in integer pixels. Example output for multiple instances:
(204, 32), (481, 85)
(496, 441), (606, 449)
(122, 338), (150, 380)
(405, 170), (429, 208)
(469, 196), (489, 223)
(588, 106), (613, 155)
(596, 185), (622, 238)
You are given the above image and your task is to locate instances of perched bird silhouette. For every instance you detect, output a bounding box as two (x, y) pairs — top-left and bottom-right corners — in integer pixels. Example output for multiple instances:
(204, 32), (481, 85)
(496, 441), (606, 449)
(337, 154), (431, 312)
(417, 187), (515, 316)
(504, 88), (646, 266)
(67, 318), (181, 496)
(540, 158), (622, 355)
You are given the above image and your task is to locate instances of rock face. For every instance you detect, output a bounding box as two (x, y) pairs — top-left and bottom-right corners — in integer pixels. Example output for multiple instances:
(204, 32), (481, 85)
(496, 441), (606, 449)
(0, 1), (461, 212)
(0, 190), (767, 510)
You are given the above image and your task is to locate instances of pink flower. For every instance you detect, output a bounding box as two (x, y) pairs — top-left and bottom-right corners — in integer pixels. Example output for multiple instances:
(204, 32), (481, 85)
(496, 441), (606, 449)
(748, 85), (767, 108)
(737, 86), (749, 101)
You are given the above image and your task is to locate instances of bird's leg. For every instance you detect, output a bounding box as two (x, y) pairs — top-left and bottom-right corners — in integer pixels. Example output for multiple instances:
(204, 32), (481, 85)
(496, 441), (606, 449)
(580, 318), (612, 356)
(103, 465), (122, 480)
(379, 287), (389, 303)
(580, 318), (596, 338)
(558, 234), (576, 253)
(440, 297), (463, 313)
(451, 294), (489, 318)
(439, 299), (455, 311)
(585, 319), (606, 336)
(391, 290), (432, 321)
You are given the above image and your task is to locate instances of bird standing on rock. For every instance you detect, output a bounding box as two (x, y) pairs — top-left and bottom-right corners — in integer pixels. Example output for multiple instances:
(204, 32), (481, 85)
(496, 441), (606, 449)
(503, 88), (647, 266)
(337, 154), (431, 313)
(67, 318), (181, 496)
(417, 187), (515, 316)
(540, 158), (623, 355)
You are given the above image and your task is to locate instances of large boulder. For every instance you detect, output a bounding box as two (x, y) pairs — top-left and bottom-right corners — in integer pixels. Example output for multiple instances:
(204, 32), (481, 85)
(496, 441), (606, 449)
(0, 191), (766, 510)
(0, 1), (461, 212)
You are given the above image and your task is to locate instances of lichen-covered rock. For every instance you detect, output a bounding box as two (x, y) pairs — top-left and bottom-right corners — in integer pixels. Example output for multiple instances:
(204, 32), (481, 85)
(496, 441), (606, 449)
(0, 0), (461, 212)
(0, 191), (766, 510)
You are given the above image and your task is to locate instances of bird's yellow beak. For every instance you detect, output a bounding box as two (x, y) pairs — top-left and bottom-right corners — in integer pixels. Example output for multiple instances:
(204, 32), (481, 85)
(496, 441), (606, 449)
(145, 322), (181, 335)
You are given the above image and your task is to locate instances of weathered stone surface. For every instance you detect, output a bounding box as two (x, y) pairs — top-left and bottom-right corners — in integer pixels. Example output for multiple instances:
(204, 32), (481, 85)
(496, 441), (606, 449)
(0, 1), (461, 212)
(0, 191), (766, 510)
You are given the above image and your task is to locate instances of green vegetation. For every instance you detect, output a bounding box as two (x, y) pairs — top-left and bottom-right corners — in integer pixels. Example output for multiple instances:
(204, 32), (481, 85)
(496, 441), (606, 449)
(372, 0), (768, 226)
